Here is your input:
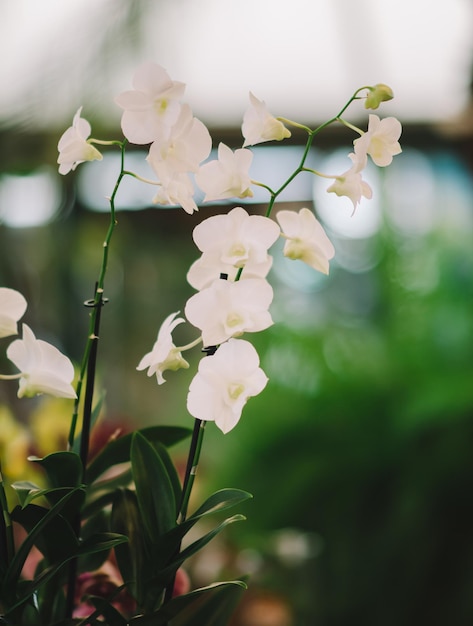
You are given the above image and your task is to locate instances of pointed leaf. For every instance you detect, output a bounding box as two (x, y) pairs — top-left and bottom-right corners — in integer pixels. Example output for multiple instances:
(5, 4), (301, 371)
(153, 490), (252, 568)
(2, 533), (126, 618)
(29, 451), (83, 491)
(190, 489), (252, 521)
(10, 502), (78, 564)
(128, 581), (246, 626)
(3, 487), (84, 598)
(88, 595), (128, 626)
(78, 509), (112, 572)
(169, 581), (246, 626)
(83, 468), (133, 518)
(131, 432), (176, 542)
(11, 484), (85, 513)
(152, 440), (181, 514)
(9, 481), (42, 508)
(77, 532), (128, 556)
(86, 426), (191, 484)
(155, 514), (246, 584)
(111, 489), (146, 603)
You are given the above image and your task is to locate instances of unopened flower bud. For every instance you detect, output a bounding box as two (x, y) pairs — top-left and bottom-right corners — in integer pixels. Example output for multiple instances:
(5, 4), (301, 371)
(364, 84), (394, 110)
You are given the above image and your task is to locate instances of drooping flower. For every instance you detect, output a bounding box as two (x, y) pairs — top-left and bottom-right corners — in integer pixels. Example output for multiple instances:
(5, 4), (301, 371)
(147, 104), (212, 177)
(0, 287), (27, 338)
(242, 92), (291, 147)
(326, 152), (373, 211)
(151, 169), (199, 214)
(187, 338), (268, 433)
(115, 62), (186, 144)
(185, 277), (273, 346)
(364, 84), (394, 110)
(137, 311), (189, 384)
(195, 143), (254, 202)
(353, 114), (402, 167)
(57, 107), (103, 175)
(6, 324), (76, 399)
(276, 208), (335, 274)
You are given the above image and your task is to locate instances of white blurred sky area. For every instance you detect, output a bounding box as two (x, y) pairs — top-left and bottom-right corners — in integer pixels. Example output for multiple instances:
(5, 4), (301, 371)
(1, 0), (473, 130)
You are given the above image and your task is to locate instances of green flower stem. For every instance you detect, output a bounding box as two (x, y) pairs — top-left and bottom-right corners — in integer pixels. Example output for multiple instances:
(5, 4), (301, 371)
(124, 171), (161, 186)
(65, 139), (127, 620)
(276, 117), (312, 133)
(164, 344), (219, 606)
(338, 118), (364, 135)
(177, 336), (203, 352)
(261, 89), (366, 219)
(162, 418), (206, 607)
(67, 139), (127, 450)
(177, 418), (207, 524)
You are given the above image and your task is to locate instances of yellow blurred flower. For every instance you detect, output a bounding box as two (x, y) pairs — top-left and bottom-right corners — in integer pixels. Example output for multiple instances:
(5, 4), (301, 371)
(0, 405), (30, 479)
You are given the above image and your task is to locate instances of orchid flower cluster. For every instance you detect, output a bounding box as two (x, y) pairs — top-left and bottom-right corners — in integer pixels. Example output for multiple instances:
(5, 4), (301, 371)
(58, 62), (400, 433)
(0, 62), (401, 625)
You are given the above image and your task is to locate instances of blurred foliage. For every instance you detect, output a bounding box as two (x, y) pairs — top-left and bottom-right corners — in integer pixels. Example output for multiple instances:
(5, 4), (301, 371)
(212, 219), (473, 625)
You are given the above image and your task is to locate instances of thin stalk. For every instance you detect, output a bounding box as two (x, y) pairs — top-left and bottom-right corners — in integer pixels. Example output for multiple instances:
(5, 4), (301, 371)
(262, 88), (365, 219)
(177, 419), (207, 524)
(79, 289), (105, 471)
(67, 140), (127, 449)
(64, 139), (127, 620)
(162, 418), (206, 607)
(162, 342), (217, 607)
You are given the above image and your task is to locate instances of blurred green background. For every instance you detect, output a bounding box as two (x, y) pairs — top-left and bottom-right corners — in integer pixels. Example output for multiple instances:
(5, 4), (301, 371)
(2, 2), (473, 625)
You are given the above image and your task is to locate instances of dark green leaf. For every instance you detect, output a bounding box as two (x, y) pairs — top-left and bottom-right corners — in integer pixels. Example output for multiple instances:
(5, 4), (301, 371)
(151, 441), (181, 515)
(29, 451), (83, 491)
(131, 432), (176, 543)
(78, 509), (111, 573)
(189, 489), (253, 521)
(86, 426), (191, 484)
(111, 489), (145, 603)
(157, 514), (246, 582)
(2, 487), (84, 602)
(88, 595), (128, 626)
(129, 581), (246, 626)
(152, 490), (252, 568)
(9, 481), (42, 508)
(10, 502), (78, 565)
(11, 484), (85, 513)
(77, 532), (128, 556)
(83, 468), (133, 518)
(2, 533), (123, 620)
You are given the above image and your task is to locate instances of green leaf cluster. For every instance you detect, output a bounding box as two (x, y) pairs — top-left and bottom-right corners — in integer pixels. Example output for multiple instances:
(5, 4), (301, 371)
(0, 425), (251, 625)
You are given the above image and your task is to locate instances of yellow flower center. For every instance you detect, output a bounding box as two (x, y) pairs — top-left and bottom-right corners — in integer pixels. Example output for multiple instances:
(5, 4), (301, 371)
(228, 382), (245, 400)
(229, 243), (247, 258)
(154, 98), (169, 116)
(226, 312), (243, 328)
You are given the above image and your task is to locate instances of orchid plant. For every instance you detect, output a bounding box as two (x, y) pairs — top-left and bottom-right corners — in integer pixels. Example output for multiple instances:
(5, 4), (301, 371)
(0, 63), (401, 624)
